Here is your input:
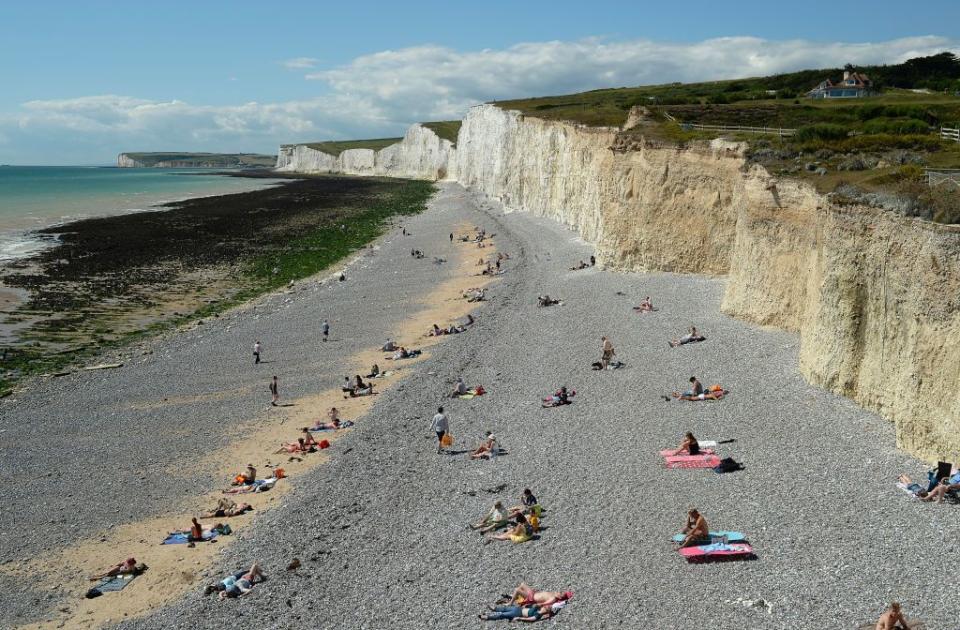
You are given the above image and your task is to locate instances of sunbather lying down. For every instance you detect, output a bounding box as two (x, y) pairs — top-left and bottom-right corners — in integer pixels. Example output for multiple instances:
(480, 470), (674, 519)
(223, 476), (278, 495)
(591, 360), (624, 370)
(569, 260), (589, 271)
(542, 387), (575, 407)
(666, 378), (727, 401)
(388, 347), (422, 360)
(203, 563), (265, 599)
(89, 557), (146, 581)
(669, 326), (706, 348)
(201, 498), (252, 519)
(501, 584), (573, 608)
(464, 288), (486, 302)
(537, 295), (562, 307)
(428, 323), (467, 336)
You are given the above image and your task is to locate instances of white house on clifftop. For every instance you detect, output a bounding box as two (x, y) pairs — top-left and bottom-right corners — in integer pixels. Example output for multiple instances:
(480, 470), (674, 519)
(807, 65), (874, 98)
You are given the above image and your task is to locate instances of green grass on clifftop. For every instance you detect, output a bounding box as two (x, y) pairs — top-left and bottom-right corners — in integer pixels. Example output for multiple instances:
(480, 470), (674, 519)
(421, 121), (462, 145)
(294, 138), (403, 156)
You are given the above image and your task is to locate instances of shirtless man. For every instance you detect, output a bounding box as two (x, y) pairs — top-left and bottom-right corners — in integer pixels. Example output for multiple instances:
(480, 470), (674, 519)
(509, 584), (574, 607)
(875, 602), (911, 630)
(669, 326), (705, 348)
(678, 509), (709, 547)
(634, 296), (654, 312)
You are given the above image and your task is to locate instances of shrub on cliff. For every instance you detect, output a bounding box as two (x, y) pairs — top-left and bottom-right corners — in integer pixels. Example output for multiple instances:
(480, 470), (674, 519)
(794, 124), (849, 142)
(862, 117), (930, 135)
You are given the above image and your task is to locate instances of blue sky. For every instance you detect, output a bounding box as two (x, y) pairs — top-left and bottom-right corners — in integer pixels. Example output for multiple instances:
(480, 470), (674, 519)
(1, 0), (958, 164)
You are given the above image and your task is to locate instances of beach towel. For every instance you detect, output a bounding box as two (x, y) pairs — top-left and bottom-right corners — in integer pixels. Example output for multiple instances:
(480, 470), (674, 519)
(663, 454), (722, 469)
(659, 448), (715, 457)
(309, 420), (355, 431)
(162, 530), (217, 545)
(96, 574), (136, 592)
(672, 531), (746, 544)
(679, 542), (753, 562)
(897, 481), (924, 496)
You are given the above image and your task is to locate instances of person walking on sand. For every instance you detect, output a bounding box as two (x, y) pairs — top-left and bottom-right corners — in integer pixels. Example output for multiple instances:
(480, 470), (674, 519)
(449, 232), (453, 242)
(431, 406), (449, 454)
(253, 340), (262, 365)
(322, 319), (330, 343)
(269, 376), (279, 406)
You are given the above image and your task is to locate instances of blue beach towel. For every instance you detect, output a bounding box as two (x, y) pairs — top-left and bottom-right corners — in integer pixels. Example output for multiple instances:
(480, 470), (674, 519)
(162, 530), (217, 545)
(96, 574), (136, 592)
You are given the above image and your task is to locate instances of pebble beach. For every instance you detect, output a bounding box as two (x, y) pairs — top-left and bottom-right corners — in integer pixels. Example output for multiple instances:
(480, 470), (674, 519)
(1, 183), (956, 629)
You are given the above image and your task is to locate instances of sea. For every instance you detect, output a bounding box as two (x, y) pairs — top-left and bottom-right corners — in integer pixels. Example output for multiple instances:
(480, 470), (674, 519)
(0, 166), (282, 262)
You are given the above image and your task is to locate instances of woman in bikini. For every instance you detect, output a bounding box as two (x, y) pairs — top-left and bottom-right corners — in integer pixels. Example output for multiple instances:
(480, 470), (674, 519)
(672, 432), (700, 456)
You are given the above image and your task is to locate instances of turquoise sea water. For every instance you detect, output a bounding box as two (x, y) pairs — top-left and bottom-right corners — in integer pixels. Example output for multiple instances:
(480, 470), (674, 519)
(0, 166), (281, 261)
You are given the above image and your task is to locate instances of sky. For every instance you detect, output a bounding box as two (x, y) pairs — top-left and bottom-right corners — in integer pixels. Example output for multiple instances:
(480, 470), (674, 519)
(1, 1), (958, 164)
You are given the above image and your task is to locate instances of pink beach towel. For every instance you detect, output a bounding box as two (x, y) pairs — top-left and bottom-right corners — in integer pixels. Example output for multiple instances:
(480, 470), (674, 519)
(658, 449), (715, 457)
(663, 454), (722, 469)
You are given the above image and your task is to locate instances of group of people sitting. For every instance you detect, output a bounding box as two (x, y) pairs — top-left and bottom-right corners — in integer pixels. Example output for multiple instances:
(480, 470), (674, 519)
(479, 584), (572, 622)
(898, 463), (960, 503)
(537, 295), (561, 307)
(410, 249), (425, 259)
(342, 374), (375, 397)
(569, 256), (595, 271)
(471, 490), (542, 544)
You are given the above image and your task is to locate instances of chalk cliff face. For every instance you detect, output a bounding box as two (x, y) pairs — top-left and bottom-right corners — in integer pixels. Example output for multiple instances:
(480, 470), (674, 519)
(276, 124), (456, 180)
(277, 103), (960, 461)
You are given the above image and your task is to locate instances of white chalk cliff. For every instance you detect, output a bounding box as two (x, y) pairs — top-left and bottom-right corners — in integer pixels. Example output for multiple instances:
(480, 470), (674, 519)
(277, 104), (960, 461)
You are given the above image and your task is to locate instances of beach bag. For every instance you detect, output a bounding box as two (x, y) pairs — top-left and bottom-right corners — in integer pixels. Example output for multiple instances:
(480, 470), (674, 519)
(709, 384), (723, 393)
(233, 475), (246, 485)
(275, 468), (286, 479)
(475, 385), (486, 396)
(319, 439), (330, 449)
(440, 433), (453, 447)
(713, 457), (743, 474)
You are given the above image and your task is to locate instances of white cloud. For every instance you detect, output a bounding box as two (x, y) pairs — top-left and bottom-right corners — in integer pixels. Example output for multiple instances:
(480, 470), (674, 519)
(282, 57), (319, 69)
(2, 35), (959, 163)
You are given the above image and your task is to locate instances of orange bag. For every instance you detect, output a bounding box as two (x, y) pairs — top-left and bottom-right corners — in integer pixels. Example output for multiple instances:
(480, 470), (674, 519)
(274, 468), (286, 479)
(319, 439), (331, 449)
(233, 475), (246, 485)
(440, 433), (453, 447)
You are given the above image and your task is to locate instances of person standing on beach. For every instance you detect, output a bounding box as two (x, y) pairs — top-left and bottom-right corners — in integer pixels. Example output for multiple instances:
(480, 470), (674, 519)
(601, 336), (615, 369)
(269, 376), (279, 406)
(449, 232), (453, 242)
(431, 406), (449, 454)
(253, 340), (262, 365)
(322, 319), (330, 343)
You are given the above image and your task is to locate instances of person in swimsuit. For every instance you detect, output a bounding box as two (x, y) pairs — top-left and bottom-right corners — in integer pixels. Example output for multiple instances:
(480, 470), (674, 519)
(672, 432), (700, 456)
(509, 489), (541, 518)
(600, 337), (615, 369)
(470, 432), (498, 460)
(269, 376), (279, 406)
(875, 602), (911, 630)
(488, 514), (533, 543)
(200, 498), (251, 519)
(508, 584), (573, 607)
(89, 557), (139, 581)
(233, 464), (256, 486)
(669, 326), (705, 348)
(208, 563), (265, 599)
(678, 509), (709, 547)
(479, 603), (552, 622)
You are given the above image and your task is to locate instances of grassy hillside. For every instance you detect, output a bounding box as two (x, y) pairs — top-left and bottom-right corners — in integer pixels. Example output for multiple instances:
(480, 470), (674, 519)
(421, 121), (462, 144)
(123, 152), (276, 167)
(289, 138), (403, 156)
(494, 52), (960, 128)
